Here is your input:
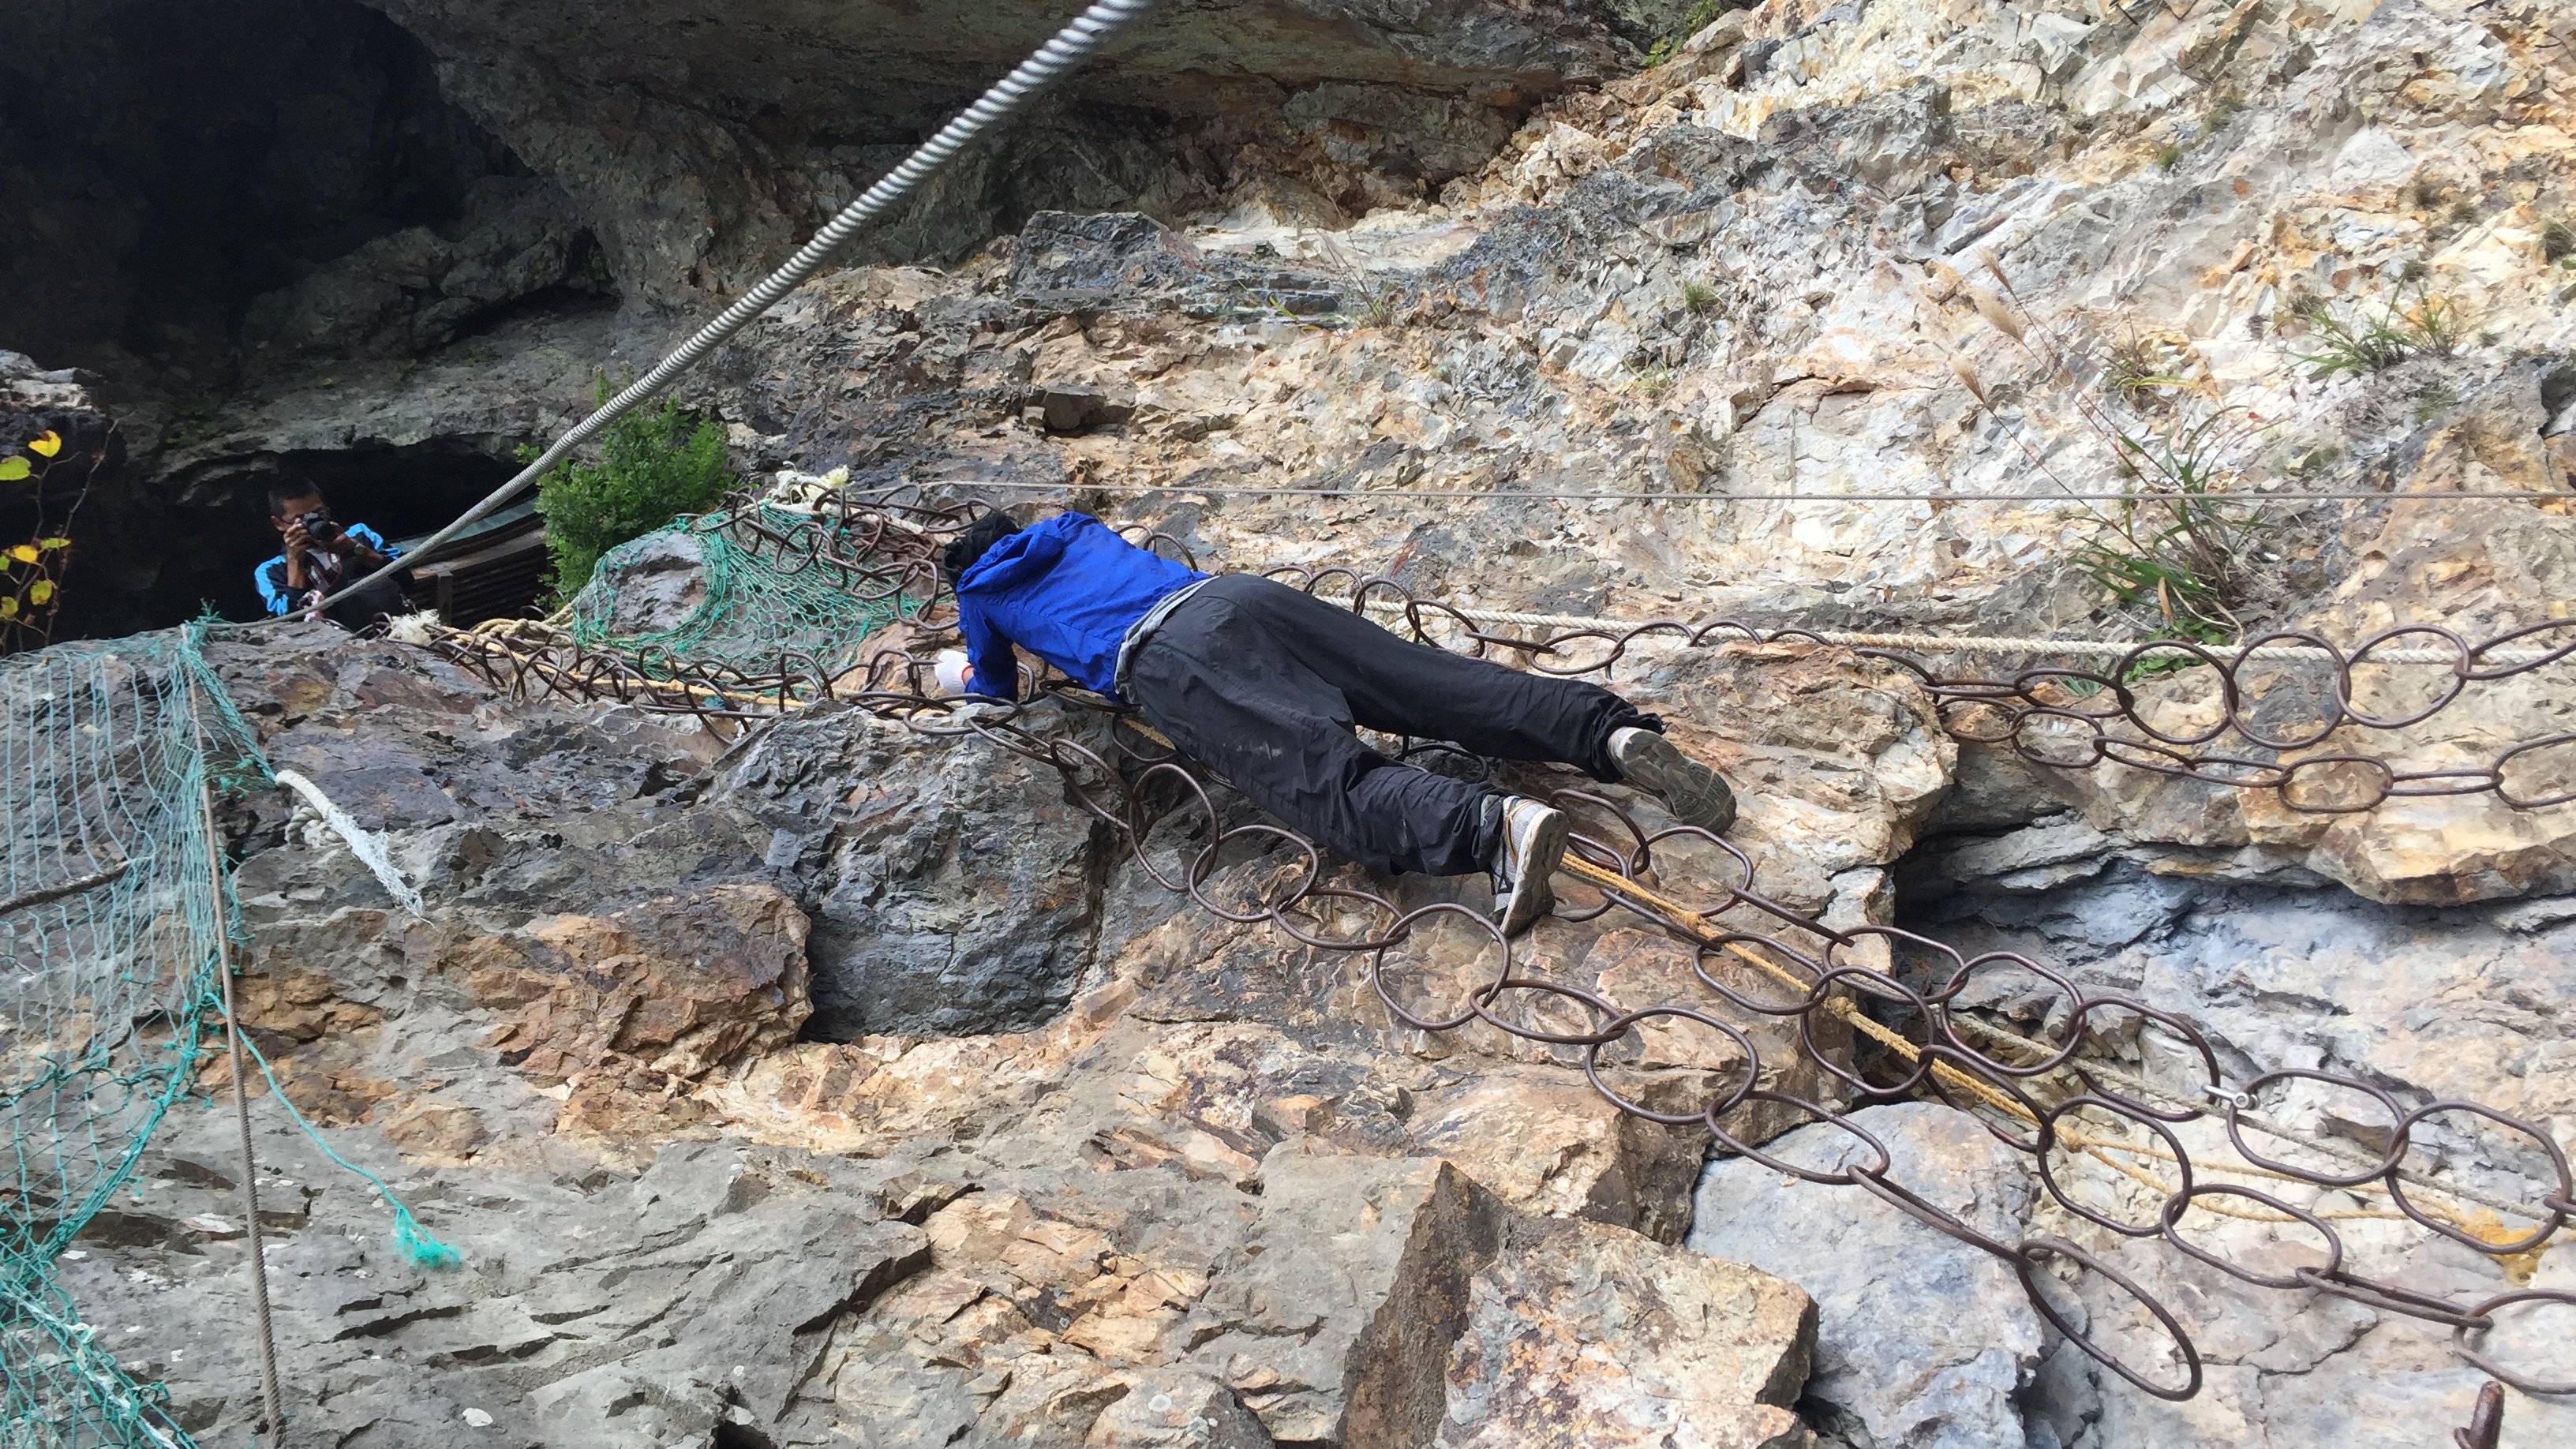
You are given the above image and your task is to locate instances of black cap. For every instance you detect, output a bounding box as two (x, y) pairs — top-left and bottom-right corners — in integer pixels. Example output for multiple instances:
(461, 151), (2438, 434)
(942, 511), (1021, 584)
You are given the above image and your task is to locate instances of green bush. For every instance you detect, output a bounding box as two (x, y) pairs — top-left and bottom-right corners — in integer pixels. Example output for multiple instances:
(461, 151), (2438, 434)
(527, 380), (736, 605)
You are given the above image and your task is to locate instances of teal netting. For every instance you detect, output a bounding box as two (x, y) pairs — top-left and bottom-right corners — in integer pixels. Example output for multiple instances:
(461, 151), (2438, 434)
(567, 506), (923, 670)
(2, 625), (265, 1448)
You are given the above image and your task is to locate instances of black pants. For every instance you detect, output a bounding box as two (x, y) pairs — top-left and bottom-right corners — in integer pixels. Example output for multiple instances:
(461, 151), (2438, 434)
(1126, 575), (1657, 876)
(327, 575), (412, 632)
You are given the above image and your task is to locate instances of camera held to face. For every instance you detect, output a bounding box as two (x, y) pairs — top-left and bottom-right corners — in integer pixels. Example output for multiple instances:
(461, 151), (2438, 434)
(297, 509), (343, 547)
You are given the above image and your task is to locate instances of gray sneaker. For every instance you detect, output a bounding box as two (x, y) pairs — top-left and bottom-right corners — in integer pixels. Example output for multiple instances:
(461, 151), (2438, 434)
(1610, 726), (1737, 834)
(1488, 796), (1569, 936)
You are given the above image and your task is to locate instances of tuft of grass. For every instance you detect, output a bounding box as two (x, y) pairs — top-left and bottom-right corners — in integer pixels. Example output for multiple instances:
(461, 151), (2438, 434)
(2153, 140), (2182, 173)
(1357, 282), (1405, 327)
(1681, 279), (1722, 314)
(2201, 88), (2247, 133)
(2288, 443), (2340, 481)
(2543, 217), (2574, 265)
(2293, 289), (2469, 380)
(2076, 410), (2272, 644)
(2102, 334), (2188, 407)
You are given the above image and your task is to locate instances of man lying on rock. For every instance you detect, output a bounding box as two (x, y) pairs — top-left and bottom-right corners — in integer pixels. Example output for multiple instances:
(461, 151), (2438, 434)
(939, 509), (1736, 934)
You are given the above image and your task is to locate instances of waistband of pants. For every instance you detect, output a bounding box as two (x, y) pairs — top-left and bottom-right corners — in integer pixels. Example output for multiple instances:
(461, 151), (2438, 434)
(1112, 576), (1215, 702)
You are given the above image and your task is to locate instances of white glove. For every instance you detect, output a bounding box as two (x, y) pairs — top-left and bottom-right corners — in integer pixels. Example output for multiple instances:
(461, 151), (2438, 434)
(934, 649), (975, 695)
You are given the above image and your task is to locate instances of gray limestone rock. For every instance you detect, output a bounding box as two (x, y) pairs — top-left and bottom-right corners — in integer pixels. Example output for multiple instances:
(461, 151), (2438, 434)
(712, 702), (1117, 1039)
(1088, 1371), (1276, 1448)
(335, 0), (1629, 305)
(1007, 210), (1347, 320)
(1688, 1103), (2044, 1449)
(578, 527), (711, 640)
(239, 176), (597, 369)
(0, 350), (119, 489)
(1441, 1215), (1816, 1449)
(1187, 1147), (1506, 1446)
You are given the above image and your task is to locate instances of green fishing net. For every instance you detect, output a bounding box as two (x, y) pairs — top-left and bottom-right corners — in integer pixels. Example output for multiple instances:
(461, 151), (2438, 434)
(567, 506), (927, 672)
(2, 627), (264, 1449)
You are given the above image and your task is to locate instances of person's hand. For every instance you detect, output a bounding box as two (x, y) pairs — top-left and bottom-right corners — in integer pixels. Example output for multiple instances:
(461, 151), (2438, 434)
(281, 522), (311, 588)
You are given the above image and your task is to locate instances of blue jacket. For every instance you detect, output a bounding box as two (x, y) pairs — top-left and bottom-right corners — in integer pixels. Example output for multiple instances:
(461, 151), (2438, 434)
(255, 523), (399, 616)
(955, 512), (1205, 698)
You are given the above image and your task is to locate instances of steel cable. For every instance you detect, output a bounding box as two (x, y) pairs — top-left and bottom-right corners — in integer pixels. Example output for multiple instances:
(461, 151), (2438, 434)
(291, 0), (1158, 620)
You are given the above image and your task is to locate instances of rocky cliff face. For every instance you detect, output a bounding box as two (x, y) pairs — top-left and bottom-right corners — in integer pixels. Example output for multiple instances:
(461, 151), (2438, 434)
(13, 0), (2576, 1445)
(1, 0), (1662, 635)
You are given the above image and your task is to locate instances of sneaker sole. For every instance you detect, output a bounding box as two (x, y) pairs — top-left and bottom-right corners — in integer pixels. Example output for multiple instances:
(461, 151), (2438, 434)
(1619, 733), (1738, 835)
(1496, 808), (1570, 936)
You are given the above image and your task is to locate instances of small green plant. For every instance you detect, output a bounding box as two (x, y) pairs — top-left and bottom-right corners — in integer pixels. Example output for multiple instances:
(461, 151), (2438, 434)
(527, 380), (736, 605)
(2075, 410), (2271, 643)
(2102, 334), (2188, 407)
(1631, 367), (1676, 399)
(1680, 279), (1722, 314)
(2288, 442), (2340, 481)
(2412, 381), (2459, 427)
(1357, 282), (1405, 327)
(2293, 289), (2468, 380)
(2200, 89), (2246, 132)
(2543, 218), (2574, 265)
(2153, 140), (2182, 172)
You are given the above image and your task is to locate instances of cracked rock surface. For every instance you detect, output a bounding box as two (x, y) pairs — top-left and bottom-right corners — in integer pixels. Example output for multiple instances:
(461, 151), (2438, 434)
(54, 616), (1910, 1446)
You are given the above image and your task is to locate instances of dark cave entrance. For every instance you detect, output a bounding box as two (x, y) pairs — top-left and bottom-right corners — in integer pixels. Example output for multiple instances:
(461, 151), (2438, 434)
(2, 0), (529, 375)
(50, 440), (526, 636)
(2, 0), (584, 641)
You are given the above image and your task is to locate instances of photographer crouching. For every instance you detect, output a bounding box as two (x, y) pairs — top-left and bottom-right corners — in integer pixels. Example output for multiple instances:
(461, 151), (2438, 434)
(254, 481), (411, 631)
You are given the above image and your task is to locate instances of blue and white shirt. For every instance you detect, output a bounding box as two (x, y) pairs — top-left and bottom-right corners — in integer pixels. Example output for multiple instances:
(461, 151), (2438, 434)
(254, 523), (399, 616)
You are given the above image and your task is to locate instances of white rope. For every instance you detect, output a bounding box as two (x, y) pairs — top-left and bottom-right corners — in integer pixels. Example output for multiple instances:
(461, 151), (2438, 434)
(272, 769), (428, 918)
(298, 0), (1159, 617)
